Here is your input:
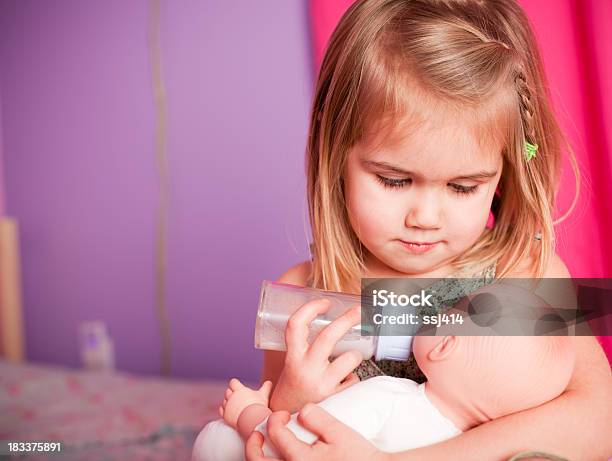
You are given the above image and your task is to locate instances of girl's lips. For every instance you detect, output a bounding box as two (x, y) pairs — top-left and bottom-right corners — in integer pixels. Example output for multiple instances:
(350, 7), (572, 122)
(399, 240), (440, 254)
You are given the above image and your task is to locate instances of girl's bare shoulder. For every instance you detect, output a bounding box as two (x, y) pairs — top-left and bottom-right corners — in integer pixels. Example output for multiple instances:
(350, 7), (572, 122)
(542, 253), (572, 278)
(277, 260), (313, 287)
(498, 252), (574, 310)
(499, 251), (571, 278)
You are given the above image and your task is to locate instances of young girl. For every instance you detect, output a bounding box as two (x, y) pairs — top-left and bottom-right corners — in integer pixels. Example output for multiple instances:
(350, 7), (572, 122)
(248, 0), (612, 460)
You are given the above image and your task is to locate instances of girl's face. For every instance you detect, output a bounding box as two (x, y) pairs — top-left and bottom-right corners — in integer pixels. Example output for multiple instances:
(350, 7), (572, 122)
(344, 112), (503, 278)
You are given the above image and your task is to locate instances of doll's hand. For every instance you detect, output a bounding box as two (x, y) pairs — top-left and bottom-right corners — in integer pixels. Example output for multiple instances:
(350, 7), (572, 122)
(219, 378), (273, 429)
(245, 404), (389, 461)
(270, 300), (363, 413)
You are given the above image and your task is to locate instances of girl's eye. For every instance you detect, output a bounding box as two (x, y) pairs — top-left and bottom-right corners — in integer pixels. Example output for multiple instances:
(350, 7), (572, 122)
(375, 175), (410, 189)
(450, 184), (478, 196)
(376, 175), (479, 196)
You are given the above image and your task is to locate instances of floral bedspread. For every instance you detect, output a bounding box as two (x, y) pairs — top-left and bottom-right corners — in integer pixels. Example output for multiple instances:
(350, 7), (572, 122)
(0, 360), (231, 460)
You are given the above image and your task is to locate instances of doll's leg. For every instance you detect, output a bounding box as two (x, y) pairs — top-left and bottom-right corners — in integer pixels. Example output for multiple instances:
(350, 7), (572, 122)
(193, 376), (398, 460)
(191, 413), (314, 460)
(192, 418), (245, 461)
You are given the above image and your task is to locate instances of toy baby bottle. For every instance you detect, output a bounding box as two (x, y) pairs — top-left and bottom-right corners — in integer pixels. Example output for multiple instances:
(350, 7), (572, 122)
(254, 280), (413, 361)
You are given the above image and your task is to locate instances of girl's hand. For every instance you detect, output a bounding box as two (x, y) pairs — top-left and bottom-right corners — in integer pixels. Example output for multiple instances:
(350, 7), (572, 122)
(270, 299), (363, 412)
(245, 404), (389, 461)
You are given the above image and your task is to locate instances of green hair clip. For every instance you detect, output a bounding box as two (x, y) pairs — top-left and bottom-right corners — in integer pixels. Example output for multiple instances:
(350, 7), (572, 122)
(524, 140), (538, 162)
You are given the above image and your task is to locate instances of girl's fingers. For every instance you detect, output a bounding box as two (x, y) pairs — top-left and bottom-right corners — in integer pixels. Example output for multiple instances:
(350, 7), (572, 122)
(222, 398), (227, 407)
(266, 411), (309, 461)
(327, 349), (364, 385)
(285, 298), (332, 360)
(245, 431), (278, 461)
(297, 403), (345, 443)
(225, 388), (233, 399)
(218, 405), (224, 417)
(308, 305), (361, 362)
(334, 371), (360, 393)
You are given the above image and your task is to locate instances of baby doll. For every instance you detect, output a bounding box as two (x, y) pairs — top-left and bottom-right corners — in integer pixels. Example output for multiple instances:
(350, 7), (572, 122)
(192, 334), (575, 461)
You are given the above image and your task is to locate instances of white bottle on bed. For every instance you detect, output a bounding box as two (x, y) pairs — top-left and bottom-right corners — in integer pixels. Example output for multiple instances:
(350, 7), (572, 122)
(79, 321), (115, 371)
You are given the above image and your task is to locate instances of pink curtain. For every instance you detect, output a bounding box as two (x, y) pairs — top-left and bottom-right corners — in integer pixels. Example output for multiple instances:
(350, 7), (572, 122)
(308, 0), (612, 362)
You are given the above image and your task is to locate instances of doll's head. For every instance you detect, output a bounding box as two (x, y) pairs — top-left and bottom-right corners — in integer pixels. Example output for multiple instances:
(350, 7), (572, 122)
(305, 0), (580, 292)
(412, 334), (575, 427)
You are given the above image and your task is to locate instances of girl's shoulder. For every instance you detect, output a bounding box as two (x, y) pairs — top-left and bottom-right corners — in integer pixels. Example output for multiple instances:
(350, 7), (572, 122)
(542, 253), (572, 278)
(276, 253), (571, 287)
(497, 251), (571, 278)
(499, 252), (575, 312)
(276, 260), (313, 287)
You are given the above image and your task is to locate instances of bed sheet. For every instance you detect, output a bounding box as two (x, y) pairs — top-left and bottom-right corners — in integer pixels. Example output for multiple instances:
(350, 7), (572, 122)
(0, 360), (232, 460)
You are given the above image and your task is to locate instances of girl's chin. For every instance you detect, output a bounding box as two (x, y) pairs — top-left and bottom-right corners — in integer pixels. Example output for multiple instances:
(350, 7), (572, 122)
(379, 257), (440, 277)
(391, 252), (457, 275)
(364, 247), (450, 277)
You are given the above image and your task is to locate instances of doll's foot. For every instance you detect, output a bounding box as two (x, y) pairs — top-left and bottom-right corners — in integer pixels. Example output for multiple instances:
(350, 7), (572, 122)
(219, 378), (273, 428)
(219, 378), (247, 417)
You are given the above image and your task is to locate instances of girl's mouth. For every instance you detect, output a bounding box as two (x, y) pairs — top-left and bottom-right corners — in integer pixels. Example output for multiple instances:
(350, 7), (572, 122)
(399, 240), (440, 254)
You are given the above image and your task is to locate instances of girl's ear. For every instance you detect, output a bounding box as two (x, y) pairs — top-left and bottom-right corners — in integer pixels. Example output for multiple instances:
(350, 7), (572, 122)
(428, 336), (458, 362)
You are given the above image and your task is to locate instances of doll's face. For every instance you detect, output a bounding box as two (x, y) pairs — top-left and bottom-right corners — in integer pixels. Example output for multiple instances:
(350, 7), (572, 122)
(343, 110), (503, 278)
(412, 334), (575, 424)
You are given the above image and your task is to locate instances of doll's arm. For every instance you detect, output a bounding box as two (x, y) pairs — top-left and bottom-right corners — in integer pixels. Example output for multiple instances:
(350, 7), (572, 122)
(387, 336), (612, 461)
(219, 378), (273, 438)
(237, 403), (272, 439)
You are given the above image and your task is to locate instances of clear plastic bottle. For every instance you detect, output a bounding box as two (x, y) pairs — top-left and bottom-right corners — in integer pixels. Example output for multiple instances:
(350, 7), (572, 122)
(254, 281), (412, 361)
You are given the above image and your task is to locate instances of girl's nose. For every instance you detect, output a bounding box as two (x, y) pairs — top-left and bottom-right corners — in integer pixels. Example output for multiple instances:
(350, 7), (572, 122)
(404, 190), (442, 230)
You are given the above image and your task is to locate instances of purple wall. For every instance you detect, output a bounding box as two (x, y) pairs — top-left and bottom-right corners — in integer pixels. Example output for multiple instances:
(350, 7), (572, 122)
(0, 0), (312, 381)
(0, 88), (4, 216)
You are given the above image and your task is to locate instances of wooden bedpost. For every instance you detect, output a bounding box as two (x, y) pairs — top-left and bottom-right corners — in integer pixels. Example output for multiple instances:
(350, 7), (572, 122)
(0, 217), (25, 362)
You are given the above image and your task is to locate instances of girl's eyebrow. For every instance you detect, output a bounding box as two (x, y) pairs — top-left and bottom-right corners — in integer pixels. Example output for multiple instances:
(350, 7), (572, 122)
(362, 160), (498, 181)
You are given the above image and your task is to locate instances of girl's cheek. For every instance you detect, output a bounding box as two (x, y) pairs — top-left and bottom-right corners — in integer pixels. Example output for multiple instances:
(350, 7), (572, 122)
(346, 196), (381, 241)
(447, 201), (490, 238)
(350, 184), (396, 221)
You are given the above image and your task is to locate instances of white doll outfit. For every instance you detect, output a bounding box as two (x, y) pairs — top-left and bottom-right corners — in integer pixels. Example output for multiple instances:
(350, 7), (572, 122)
(192, 376), (461, 461)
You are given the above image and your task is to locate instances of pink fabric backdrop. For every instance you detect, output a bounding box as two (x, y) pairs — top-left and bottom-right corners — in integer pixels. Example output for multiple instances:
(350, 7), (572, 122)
(308, 0), (612, 362)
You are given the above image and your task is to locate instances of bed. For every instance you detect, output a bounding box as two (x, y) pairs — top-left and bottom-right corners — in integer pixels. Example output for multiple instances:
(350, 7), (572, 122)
(0, 359), (227, 460)
(0, 217), (231, 460)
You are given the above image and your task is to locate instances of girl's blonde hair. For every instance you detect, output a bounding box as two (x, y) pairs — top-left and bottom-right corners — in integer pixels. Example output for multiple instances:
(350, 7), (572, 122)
(306, 0), (580, 292)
